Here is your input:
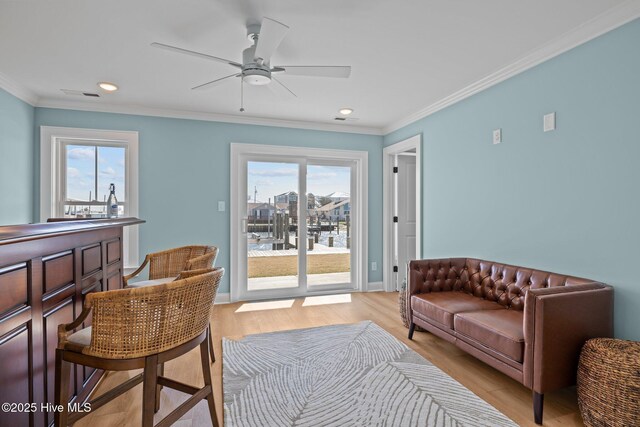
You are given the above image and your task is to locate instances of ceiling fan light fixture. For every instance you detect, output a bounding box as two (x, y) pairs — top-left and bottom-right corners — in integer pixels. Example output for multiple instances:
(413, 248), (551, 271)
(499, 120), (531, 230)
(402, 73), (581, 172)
(242, 74), (271, 85)
(98, 82), (118, 92)
(339, 108), (353, 115)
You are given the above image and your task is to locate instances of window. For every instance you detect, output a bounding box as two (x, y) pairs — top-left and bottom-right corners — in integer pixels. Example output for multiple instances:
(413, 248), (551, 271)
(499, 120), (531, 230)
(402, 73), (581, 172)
(61, 143), (127, 217)
(40, 127), (139, 267)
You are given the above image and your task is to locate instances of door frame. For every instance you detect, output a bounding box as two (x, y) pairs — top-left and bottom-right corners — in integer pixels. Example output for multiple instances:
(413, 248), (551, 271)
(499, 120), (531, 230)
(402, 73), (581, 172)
(230, 143), (368, 302)
(383, 134), (422, 292)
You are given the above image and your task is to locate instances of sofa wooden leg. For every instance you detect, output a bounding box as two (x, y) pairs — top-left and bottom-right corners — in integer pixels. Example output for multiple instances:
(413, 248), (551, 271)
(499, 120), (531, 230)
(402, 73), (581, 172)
(533, 391), (544, 425)
(408, 322), (415, 340)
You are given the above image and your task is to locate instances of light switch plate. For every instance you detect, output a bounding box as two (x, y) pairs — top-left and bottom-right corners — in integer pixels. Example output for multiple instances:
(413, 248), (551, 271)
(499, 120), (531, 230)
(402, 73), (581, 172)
(493, 128), (502, 144)
(544, 112), (556, 132)
(217, 201), (225, 212)
(371, 262), (377, 271)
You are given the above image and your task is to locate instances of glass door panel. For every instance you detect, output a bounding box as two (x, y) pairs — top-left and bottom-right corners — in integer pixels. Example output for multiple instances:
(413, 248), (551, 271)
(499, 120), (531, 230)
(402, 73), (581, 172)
(246, 161), (300, 291)
(306, 164), (353, 287)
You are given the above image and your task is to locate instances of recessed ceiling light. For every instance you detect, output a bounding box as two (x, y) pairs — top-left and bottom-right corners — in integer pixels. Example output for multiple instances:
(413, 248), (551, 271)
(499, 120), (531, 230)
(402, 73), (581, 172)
(339, 108), (353, 115)
(98, 82), (119, 92)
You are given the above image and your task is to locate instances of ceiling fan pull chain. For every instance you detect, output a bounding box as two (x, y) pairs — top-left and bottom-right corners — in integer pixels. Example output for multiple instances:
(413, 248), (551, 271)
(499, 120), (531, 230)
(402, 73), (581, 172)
(240, 78), (245, 112)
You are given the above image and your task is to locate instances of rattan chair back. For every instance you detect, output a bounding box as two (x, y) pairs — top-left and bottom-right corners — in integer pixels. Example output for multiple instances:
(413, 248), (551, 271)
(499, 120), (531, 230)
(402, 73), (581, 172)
(148, 245), (217, 279)
(82, 268), (223, 359)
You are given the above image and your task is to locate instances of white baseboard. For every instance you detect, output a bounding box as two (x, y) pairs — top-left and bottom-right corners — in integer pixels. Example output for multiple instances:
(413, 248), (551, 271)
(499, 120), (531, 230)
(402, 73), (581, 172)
(217, 285), (387, 303)
(215, 293), (230, 304)
(367, 281), (384, 292)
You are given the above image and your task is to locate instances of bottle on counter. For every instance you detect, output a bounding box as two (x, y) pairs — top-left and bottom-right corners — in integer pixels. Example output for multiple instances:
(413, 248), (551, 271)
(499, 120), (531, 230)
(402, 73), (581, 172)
(107, 183), (118, 218)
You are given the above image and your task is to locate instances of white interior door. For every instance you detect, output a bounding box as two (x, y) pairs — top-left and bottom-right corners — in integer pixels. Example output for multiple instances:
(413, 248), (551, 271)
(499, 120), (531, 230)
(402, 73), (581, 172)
(396, 154), (417, 288)
(383, 134), (421, 292)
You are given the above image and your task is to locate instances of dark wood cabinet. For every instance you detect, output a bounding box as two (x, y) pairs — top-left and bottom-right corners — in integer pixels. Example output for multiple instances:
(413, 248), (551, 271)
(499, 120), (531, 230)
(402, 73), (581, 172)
(0, 218), (143, 427)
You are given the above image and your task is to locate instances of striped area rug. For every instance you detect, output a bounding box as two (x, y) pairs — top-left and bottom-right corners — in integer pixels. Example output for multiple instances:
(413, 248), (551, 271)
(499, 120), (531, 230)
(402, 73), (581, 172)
(223, 321), (516, 426)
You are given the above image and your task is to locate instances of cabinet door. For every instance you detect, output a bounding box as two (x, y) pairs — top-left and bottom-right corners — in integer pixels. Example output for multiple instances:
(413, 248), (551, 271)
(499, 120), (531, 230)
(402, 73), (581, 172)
(0, 265), (32, 427)
(0, 326), (32, 427)
(43, 297), (76, 426)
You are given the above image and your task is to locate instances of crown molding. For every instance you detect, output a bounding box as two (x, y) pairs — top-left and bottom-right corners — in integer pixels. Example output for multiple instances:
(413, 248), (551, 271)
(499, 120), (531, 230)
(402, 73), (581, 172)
(35, 98), (384, 136)
(0, 71), (39, 106)
(383, 2), (640, 135)
(4, 3), (637, 137)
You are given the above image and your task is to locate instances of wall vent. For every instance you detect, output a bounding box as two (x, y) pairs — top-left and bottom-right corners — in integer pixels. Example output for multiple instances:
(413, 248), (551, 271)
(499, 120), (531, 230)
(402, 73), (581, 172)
(61, 89), (100, 97)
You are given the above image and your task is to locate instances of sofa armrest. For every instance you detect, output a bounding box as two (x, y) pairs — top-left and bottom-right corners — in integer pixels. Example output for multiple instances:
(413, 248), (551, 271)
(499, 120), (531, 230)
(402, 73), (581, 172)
(407, 258), (467, 324)
(523, 283), (613, 393)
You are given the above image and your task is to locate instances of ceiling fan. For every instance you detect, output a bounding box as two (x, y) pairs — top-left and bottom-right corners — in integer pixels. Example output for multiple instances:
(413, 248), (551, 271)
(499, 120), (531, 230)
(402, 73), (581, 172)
(151, 17), (351, 102)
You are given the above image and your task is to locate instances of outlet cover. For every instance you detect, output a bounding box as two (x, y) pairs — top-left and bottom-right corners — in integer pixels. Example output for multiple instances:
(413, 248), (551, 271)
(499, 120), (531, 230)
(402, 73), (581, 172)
(217, 201), (225, 211)
(544, 112), (556, 132)
(493, 128), (502, 144)
(371, 262), (377, 271)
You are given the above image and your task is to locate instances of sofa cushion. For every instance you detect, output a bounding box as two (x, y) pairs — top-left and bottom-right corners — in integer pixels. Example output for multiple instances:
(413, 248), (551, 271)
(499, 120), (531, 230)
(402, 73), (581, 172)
(454, 309), (524, 362)
(411, 292), (503, 329)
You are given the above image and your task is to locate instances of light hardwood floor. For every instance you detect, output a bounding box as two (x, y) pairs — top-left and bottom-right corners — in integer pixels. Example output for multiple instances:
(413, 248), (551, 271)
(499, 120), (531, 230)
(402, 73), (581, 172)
(75, 292), (584, 427)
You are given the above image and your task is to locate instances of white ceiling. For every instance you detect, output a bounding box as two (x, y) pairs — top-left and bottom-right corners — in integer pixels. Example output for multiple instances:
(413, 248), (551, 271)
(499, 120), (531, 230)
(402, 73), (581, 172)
(0, 0), (636, 133)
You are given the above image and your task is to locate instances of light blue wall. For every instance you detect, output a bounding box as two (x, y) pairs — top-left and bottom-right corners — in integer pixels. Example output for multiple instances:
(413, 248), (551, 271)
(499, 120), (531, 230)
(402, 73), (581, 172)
(34, 108), (383, 293)
(385, 19), (640, 340)
(0, 88), (34, 225)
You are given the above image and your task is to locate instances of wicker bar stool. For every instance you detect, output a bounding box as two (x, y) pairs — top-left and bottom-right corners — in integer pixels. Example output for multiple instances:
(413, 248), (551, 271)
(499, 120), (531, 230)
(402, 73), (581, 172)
(124, 245), (219, 362)
(54, 268), (224, 427)
(577, 338), (640, 427)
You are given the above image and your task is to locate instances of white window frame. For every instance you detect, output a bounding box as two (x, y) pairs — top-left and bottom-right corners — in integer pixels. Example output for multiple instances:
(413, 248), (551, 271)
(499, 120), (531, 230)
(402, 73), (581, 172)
(230, 143), (368, 302)
(40, 126), (139, 267)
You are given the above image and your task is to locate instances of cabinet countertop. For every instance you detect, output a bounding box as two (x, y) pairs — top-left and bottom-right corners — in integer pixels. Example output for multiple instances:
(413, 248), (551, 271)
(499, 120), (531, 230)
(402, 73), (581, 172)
(0, 217), (145, 246)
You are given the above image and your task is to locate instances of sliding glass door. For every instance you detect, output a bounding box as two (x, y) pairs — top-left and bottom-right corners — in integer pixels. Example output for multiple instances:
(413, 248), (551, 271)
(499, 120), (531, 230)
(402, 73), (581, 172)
(246, 160), (300, 292)
(231, 145), (366, 302)
(306, 162), (353, 289)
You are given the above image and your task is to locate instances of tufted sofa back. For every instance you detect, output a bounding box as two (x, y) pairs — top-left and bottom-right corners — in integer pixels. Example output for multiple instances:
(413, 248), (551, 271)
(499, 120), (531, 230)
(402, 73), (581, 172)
(409, 258), (596, 311)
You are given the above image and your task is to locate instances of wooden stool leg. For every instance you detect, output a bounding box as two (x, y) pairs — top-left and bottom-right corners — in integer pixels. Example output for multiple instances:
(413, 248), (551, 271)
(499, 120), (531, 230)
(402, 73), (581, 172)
(200, 339), (219, 427)
(155, 362), (164, 413)
(208, 324), (215, 364)
(55, 349), (71, 427)
(142, 355), (159, 427)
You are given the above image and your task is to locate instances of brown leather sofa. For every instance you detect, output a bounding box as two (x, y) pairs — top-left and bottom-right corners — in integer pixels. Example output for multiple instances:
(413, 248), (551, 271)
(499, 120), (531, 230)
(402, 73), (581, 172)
(406, 258), (613, 425)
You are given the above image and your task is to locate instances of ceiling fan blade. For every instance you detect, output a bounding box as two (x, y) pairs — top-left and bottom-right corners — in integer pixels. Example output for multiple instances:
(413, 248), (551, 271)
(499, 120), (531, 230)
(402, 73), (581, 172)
(272, 77), (297, 98)
(151, 42), (242, 68)
(254, 17), (289, 64)
(275, 66), (351, 78)
(191, 73), (240, 90)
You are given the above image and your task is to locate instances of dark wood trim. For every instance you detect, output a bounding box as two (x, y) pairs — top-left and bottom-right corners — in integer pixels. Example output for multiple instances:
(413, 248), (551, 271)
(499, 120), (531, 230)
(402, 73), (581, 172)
(0, 217), (143, 246)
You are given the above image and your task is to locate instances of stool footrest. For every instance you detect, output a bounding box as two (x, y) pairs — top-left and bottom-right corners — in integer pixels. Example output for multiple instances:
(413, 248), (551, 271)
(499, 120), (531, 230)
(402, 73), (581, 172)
(155, 385), (212, 427)
(68, 373), (144, 424)
(157, 376), (200, 395)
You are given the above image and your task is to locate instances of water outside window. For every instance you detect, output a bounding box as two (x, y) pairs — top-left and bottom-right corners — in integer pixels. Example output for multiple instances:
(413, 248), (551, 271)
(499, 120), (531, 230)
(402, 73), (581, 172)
(245, 161), (353, 291)
(64, 144), (126, 217)
(247, 161), (299, 291)
(306, 164), (351, 287)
